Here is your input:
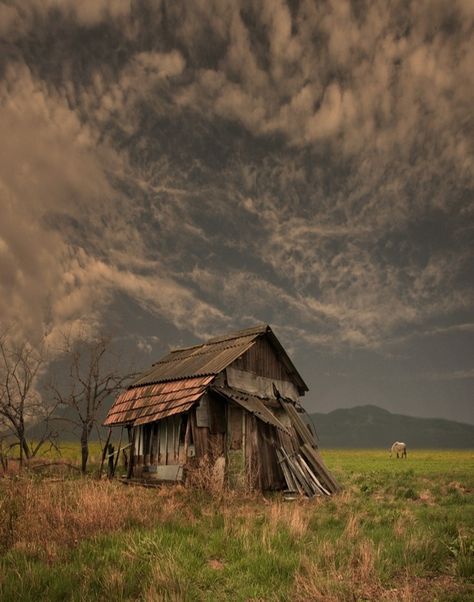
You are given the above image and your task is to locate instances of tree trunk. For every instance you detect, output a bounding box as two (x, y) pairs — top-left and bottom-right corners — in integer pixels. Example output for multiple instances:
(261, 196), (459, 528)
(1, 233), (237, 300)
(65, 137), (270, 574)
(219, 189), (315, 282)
(19, 434), (23, 469)
(22, 438), (31, 460)
(80, 426), (89, 474)
(18, 424), (31, 468)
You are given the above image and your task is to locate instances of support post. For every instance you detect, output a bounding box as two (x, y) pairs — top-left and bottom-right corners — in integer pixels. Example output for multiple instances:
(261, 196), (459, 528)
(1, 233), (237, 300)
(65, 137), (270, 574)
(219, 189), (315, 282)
(98, 428), (112, 479)
(127, 428), (136, 479)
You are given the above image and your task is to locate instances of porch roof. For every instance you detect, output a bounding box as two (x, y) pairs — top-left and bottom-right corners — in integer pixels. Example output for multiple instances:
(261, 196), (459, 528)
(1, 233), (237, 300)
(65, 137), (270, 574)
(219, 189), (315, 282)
(103, 375), (213, 426)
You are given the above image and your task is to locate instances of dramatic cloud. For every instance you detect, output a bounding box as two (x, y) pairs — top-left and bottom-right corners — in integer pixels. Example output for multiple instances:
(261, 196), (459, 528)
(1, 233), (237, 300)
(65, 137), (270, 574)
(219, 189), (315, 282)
(0, 0), (473, 420)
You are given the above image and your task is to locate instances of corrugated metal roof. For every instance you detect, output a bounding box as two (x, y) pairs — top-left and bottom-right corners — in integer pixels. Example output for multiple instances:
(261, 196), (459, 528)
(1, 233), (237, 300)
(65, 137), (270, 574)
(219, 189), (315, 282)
(212, 385), (290, 433)
(162, 323), (308, 394)
(206, 324), (269, 344)
(131, 335), (258, 387)
(104, 324), (309, 428)
(103, 376), (214, 426)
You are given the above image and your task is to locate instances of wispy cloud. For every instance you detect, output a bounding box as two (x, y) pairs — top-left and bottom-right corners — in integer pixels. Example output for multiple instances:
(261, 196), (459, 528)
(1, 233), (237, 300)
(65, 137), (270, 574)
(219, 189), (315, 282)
(0, 0), (472, 362)
(421, 368), (474, 381)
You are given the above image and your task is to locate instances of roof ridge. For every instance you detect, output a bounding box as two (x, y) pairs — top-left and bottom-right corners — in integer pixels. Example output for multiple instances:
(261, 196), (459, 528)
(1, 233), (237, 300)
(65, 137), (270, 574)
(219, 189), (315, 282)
(168, 324), (268, 354)
(206, 324), (269, 343)
(153, 339), (257, 366)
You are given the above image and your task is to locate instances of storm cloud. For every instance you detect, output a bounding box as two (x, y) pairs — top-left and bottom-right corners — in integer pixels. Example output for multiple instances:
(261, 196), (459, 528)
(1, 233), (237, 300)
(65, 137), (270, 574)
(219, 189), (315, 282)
(1, 0), (473, 421)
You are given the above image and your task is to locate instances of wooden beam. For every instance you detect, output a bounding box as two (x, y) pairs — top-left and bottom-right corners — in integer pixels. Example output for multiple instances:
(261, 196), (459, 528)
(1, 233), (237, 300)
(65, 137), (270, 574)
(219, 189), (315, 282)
(98, 427), (112, 479)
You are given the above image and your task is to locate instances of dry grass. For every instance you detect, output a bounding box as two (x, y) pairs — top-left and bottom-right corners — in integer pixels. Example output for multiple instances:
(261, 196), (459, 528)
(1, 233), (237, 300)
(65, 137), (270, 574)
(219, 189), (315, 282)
(393, 512), (408, 537)
(186, 453), (224, 494)
(267, 500), (312, 538)
(0, 473), (266, 561)
(343, 511), (361, 539)
(0, 477), (189, 559)
(0, 449), (472, 601)
(294, 538), (382, 602)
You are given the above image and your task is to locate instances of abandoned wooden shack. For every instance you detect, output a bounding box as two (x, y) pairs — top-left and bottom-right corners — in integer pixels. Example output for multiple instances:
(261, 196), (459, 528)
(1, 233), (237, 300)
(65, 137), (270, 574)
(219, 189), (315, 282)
(104, 324), (339, 496)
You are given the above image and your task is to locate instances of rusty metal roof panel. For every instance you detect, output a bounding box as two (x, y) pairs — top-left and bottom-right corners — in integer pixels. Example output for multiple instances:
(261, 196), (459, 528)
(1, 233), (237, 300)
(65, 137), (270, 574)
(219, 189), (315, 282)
(104, 376), (213, 426)
(134, 402), (195, 426)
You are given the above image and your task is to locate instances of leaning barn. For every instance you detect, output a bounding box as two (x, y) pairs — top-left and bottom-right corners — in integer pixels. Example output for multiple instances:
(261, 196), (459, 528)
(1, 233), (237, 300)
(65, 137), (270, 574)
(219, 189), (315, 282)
(104, 325), (338, 495)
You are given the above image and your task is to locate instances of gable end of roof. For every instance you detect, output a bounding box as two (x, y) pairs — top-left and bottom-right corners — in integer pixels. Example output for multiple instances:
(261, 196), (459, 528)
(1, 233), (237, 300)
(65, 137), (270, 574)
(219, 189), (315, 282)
(126, 324), (308, 394)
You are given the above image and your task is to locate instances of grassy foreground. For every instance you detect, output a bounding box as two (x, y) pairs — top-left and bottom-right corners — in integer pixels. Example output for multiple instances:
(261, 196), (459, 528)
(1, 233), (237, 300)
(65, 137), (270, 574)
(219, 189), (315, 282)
(0, 449), (473, 601)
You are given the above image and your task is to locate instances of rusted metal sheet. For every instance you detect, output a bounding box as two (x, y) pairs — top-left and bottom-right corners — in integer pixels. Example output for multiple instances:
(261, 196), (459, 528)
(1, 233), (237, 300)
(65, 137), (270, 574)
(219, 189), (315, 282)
(134, 402), (196, 426)
(104, 376), (214, 426)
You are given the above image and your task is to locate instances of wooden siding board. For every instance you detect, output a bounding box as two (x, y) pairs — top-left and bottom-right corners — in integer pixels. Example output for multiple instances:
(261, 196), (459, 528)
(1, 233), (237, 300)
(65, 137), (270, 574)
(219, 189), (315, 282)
(158, 422), (164, 464)
(196, 395), (210, 428)
(211, 432), (225, 458)
(208, 394), (226, 434)
(245, 413), (260, 490)
(258, 421), (285, 490)
(228, 405), (243, 450)
(231, 337), (292, 383)
(190, 410), (209, 457)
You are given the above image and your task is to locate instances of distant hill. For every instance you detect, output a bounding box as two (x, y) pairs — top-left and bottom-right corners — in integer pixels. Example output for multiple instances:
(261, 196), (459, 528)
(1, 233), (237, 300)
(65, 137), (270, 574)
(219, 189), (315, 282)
(19, 403), (474, 448)
(309, 405), (474, 449)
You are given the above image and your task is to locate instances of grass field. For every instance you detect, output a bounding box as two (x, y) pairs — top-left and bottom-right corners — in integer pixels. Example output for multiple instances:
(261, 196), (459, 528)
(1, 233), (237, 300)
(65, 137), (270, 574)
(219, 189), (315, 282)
(0, 448), (472, 601)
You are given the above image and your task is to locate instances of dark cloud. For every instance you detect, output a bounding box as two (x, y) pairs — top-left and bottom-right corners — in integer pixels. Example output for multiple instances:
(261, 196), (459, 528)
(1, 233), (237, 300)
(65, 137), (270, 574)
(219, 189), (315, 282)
(0, 0), (473, 421)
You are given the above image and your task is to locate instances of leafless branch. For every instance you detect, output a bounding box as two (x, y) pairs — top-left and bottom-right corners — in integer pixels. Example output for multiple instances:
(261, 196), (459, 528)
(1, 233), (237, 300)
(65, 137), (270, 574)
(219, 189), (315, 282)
(0, 333), (57, 467)
(50, 333), (134, 473)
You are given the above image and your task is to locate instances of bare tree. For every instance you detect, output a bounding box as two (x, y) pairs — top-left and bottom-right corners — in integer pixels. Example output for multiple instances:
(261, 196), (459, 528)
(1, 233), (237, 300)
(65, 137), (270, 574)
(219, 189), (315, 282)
(0, 336), (57, 467)
(51, 334), (133, 474)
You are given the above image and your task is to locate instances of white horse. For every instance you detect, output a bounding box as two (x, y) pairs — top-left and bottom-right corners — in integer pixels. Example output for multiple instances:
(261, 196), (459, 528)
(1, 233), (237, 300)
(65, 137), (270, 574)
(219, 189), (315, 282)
(390, 441), (407, 458)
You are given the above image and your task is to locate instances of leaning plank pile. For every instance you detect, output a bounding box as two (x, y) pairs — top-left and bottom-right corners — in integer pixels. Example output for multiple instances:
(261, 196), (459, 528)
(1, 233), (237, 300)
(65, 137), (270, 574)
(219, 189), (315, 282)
(276, 397), (340, 497)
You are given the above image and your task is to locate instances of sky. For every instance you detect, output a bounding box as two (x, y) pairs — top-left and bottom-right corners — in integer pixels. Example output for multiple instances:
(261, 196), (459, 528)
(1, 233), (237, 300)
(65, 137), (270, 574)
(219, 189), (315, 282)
(0, 0), (473, 423)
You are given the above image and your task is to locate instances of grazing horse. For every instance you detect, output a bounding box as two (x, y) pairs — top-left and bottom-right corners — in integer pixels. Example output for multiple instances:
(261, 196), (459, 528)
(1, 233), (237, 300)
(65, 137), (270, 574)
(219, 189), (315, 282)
(390, 441), (407, 458)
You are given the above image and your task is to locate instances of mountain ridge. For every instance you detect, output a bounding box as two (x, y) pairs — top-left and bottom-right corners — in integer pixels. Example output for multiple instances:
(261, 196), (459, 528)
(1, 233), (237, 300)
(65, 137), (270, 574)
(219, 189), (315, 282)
(309, 404), (474, 448)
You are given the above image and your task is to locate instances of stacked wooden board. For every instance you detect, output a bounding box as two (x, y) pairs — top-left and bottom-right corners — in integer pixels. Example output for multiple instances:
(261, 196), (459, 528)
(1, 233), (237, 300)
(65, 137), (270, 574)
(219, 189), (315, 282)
(276, 396), (340, 497)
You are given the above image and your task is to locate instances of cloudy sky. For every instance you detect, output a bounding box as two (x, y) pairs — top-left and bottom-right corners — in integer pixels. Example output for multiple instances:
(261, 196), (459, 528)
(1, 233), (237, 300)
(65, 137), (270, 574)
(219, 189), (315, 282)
(1, 0), (473, 423)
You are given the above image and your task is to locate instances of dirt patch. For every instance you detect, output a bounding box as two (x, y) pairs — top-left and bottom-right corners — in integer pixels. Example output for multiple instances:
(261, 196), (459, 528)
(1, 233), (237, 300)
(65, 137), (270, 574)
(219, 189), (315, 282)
(417, 489), (435, 505)
(381, 574), (472, 601)
(208, 559), (225, 570)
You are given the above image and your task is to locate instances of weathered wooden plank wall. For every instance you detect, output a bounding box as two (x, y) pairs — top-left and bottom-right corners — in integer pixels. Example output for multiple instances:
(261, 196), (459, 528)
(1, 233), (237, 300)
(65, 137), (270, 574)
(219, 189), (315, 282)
(208, 394), (226, 434)
(190, 410), (209, 457)
(227, 404), (242, 450)
(231, 337), (292, 382)
(257, 421), (285, 490)
(244, 413), (260, 490)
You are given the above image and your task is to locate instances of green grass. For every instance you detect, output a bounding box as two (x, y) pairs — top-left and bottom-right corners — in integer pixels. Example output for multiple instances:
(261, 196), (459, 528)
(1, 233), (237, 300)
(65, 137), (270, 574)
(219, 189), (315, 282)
(323, 448), (474, 476)
(7, 440), (104, 466)
(0, 449), (473, 601)
(50, 441), (104, 462)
